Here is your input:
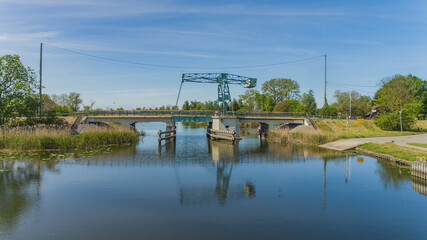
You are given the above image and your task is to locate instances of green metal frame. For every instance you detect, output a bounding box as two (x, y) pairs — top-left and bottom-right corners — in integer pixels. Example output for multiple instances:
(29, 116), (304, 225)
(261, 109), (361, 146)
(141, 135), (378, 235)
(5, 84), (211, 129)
(175, 73), (257, 116)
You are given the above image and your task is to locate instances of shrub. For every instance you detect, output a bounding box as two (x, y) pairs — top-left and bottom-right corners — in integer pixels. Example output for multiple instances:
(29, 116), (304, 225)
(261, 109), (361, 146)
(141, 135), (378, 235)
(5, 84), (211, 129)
(375, 110), (417, 131)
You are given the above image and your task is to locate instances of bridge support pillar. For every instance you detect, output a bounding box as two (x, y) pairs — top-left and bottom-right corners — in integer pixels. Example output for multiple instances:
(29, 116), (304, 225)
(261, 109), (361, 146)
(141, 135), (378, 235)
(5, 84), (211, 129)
(209, 117), (241, 142)
(257, 123), (269, 138)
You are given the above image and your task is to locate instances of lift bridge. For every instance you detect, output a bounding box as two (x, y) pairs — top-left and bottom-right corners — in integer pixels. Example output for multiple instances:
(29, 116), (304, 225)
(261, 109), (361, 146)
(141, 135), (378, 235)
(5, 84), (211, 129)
(66, 73), (314, 142)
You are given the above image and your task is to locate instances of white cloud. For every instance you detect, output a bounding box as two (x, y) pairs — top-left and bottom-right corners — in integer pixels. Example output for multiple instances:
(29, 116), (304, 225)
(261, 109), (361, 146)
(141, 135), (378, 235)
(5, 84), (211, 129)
(0, 31), (60, 41)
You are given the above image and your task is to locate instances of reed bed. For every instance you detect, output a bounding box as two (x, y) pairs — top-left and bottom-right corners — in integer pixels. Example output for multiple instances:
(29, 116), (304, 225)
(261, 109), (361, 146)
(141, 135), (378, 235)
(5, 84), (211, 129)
(268, 129), (339, 145)
(0, 124), (139, 151)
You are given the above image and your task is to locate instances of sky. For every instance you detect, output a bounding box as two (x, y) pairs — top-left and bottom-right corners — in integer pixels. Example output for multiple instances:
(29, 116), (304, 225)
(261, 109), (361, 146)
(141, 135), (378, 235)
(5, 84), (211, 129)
(1, 0), (426, 109)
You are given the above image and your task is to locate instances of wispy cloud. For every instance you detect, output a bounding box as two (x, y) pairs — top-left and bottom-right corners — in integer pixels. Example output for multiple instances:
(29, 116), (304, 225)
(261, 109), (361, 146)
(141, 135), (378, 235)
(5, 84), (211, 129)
(45, 42), (219, 58)
(0, 31), (60, 41)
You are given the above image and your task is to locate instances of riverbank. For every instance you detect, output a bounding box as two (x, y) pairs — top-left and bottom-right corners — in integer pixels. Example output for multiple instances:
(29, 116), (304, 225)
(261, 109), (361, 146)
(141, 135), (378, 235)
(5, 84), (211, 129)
(0, 124), (139, 151)
(269, 119), (427, 145)
(356, 143), (426, 164)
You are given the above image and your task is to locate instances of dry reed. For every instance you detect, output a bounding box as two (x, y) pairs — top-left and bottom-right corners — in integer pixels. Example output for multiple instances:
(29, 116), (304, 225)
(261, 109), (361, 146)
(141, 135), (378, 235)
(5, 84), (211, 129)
(268, 129), (339, 145)
(0, 124), (139, 150)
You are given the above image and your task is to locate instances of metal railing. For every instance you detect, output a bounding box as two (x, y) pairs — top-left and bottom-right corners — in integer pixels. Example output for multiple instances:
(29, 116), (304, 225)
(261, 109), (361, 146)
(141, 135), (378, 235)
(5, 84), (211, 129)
(57, 110), (353, 119)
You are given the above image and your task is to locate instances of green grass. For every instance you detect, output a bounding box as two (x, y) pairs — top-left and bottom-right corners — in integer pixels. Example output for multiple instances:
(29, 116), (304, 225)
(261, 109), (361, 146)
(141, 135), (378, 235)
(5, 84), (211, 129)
(358, 143), (426, 161)
(312, 118), (421, 138)
(407, 143), (427, 149)
(0, 131), (139, 151)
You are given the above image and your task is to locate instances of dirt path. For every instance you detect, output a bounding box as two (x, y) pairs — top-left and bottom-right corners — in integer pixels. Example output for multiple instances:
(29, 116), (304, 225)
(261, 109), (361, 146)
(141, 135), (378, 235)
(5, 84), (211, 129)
(319, 133), (427, 151)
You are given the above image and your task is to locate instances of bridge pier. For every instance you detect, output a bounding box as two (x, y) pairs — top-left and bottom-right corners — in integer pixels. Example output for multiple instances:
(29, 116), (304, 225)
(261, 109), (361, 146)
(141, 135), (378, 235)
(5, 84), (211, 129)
(257, 123), (269, 138)
(208, 117), (241, 142)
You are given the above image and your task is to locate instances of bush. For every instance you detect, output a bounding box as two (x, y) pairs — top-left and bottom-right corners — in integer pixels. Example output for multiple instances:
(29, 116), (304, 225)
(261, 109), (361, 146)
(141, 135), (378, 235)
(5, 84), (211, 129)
(375, 110), (416, 131)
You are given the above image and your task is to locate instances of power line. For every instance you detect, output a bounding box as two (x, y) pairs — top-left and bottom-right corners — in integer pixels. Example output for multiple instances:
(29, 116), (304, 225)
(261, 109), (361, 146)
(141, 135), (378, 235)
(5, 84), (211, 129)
(328, 81), (377, 88)
(328, 82), (376, 95)
(43, 43), (324, 70)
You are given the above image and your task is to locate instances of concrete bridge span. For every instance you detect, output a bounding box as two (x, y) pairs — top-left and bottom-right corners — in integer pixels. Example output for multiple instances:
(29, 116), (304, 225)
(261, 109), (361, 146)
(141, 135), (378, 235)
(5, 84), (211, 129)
(82, 113), (310, 138)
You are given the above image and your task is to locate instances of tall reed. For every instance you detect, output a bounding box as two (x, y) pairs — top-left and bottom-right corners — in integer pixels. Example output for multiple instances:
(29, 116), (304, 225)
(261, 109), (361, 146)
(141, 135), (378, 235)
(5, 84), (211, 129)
(268, 129), (339, 145)
(0, 124), (139, 151)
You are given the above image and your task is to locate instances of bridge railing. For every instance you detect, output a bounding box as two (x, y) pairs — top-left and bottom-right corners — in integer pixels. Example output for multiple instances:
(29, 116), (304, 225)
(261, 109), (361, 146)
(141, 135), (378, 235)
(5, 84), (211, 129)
(57, 110), (350, 119)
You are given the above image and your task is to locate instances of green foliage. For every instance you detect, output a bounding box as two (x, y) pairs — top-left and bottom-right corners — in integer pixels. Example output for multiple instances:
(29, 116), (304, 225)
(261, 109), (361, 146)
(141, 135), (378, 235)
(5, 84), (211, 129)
(374, 74), (424, 113)
(0, 54), (39, 125)
(51, 92), (83, 113)
(264, 96), (275, 112)
(333, 90), (371, 117)
(273, 100), (304, 112)
(238, 89), (259, 110)
(182, 100), (190, 110)
(261, 78), (300, 104)
(301, 90), (317, 114)
(317, 103), (338, 116)
(374, 74), (426, 130)
(375, 105), (419, 131)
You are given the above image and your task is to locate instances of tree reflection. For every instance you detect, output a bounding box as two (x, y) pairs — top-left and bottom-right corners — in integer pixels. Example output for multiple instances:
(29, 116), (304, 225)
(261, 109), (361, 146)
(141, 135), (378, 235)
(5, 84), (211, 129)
(375, 161), (411, 189)
(0, 159), (58, 232)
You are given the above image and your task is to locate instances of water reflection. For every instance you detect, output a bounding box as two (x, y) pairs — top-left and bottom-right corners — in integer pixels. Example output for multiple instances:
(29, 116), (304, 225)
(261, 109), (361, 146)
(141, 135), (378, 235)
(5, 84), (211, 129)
(412, 177), (427, 196)
(375, 161), (412, 189)
(1, 125), (426, 239)
(0, 160), (57, 232)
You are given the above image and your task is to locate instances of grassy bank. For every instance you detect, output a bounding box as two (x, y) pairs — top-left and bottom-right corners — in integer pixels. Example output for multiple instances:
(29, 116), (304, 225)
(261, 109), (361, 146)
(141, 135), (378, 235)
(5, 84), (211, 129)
(358, 143), (426, 162)
(268, 119), (426, 145)
(407, 143), (427, 149)
(0, 125), (139, 151)
(312, 118), (417, 138)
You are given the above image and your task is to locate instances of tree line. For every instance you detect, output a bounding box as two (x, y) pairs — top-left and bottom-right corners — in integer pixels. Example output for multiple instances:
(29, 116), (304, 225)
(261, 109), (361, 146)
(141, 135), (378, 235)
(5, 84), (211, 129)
(1, 54), (426, 130)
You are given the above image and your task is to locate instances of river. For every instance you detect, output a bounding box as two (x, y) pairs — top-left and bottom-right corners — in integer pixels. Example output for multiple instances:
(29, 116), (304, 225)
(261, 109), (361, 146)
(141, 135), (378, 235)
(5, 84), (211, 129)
(1, 122), (426, 240)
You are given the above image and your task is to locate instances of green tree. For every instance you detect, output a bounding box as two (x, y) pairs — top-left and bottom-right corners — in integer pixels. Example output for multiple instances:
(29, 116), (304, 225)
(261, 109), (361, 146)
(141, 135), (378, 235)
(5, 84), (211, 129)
(254, 92), (267, 110)
(238, 89), (259, 110)
(317, 102), (338, 116)
(334, 90), (371, 117)
(273, 100), (304, 113)
(182, 100), (190, 110)
(264, 96), (275, 112)
(68, 92), (82, 111)
(301, 90), (317, 115)
(374, 74), (426, 129)
(262, 78), (300, 104)
(232, 99), (240, 111)
(0, 54), (39, 124)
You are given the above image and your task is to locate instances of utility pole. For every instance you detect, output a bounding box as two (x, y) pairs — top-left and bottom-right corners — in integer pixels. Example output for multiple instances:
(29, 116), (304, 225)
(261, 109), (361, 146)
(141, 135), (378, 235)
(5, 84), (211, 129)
(346, 107), (349, 137)
(324, 54), (327, 106)
(349, 91), (352, 118)
(399, 107), (403, 133)
(39, 42), (43, 115)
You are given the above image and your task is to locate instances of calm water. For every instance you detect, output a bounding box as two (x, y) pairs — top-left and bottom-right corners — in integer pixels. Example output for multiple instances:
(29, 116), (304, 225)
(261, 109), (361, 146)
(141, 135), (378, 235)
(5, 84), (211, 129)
(1, 123), (426, 240)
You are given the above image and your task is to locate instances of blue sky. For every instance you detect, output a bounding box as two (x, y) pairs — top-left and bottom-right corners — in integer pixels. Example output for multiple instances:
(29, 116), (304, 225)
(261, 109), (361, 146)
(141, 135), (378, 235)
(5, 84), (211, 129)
(1, 0), (426, 109)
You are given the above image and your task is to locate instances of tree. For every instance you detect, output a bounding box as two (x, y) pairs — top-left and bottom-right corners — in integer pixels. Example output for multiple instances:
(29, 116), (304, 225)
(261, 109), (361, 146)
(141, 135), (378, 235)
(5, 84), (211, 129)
(264, 96), (275, 112)
(374, 75), (419, 113)
(68, 92), (82, 111)
(334, 90), (371, 117)
(254, 92), (267, 110)
(262, 78), (300, 104)
(317, 102), (338, 116)
(238, 89), (259, 110)
(232, 99), (240, 111)
(301, 90), (317, 115)
(374, 74), (426, 129)
(182, 100), (190, 110)
(273, 100), (304, 113)
(0, 54), (39, 124)
(51, 92), (82, 112)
